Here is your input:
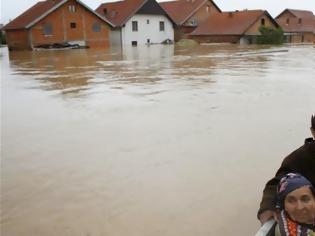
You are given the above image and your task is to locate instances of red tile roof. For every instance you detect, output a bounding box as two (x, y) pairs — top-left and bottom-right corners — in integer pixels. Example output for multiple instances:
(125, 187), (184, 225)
(276, 9), (314, 19)
(96, 0), (147, 27)
(3, 0), (113, 30)
(160, 0), (221, 26)
(276, 9), (315, 33)
(190, 10), (277, 36)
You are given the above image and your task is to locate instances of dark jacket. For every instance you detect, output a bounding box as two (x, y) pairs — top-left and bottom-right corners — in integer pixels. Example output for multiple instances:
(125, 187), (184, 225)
(258, 138), (315, 218)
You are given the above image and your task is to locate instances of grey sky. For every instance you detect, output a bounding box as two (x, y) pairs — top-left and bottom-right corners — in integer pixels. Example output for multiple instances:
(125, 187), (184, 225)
(1, 0), (315, 24)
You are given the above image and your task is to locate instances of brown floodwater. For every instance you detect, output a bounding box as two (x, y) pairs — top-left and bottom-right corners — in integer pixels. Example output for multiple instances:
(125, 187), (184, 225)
(1, 44), (314, 236)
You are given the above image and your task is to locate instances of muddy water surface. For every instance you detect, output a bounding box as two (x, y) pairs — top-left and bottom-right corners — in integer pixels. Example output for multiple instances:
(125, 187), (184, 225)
(1, 44), (315, 236)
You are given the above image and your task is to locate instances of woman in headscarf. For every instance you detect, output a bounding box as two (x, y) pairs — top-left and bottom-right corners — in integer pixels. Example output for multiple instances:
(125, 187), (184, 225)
(267, 173), (315, 236)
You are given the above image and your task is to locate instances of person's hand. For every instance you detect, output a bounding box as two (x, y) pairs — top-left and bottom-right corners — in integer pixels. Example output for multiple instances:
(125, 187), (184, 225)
(259, 210), (276, 225)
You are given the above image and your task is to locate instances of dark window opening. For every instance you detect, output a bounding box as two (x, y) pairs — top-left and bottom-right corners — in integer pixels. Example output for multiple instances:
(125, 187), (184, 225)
(261, 18), (265, 26)
(103, 8), (107, 15)
(132, 21), (138, 31)
(93, 23), (101, 32)
(159, 21), (165, 31)
(43, 23), (52, 35)
(286, 18), (290, 24)
(132, 41), (137, 46)
(147, 39), (150, 44)
(147, 19), (150, 24)
(298, 18), (302, 24)
(70, 22), (76, 29)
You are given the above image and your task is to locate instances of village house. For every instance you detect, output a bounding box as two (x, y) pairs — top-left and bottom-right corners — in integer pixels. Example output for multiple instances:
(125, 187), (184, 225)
(2, 0), (114, 50)
(275, 9), (315, 44)
(190, 10), (279, 44)
(96, 0), (174, 47)
(160, 0), (221, 41)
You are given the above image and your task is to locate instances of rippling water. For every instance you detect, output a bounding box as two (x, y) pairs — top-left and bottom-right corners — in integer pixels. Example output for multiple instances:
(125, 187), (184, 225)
(1, 44), (315, 236)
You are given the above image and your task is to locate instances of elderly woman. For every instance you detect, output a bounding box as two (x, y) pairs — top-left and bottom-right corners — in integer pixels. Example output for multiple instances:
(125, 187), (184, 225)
(267, 173), (315, 236)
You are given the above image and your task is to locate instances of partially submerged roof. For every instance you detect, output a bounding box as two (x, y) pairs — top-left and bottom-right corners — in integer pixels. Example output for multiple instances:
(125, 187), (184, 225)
(191, 10), (278, 36)
(160, 0), (221, 26)
(3, 0), (114, 30)
(275, 9), (315, 33)
(96, 0), (175, 27)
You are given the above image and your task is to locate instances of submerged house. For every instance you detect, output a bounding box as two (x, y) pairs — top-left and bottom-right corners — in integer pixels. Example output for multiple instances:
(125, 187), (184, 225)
(96, 0), (175, 47)
(190, 10), (279, 44)
(160, 0), (221, 41)
(275, 9), (315, 44)
(2, 0), (114, 50)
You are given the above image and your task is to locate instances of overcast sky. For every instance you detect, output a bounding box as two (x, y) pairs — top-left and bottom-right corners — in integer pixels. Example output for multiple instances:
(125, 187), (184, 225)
(1, 0), (315, 24)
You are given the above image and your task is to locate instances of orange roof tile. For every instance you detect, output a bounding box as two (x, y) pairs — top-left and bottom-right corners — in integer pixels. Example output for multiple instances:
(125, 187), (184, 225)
(3, 0), (113, 30)
(276, 9), (314, 19)
(276, 9), (315, 33)
(190, 10), (277, 36)
(96, 0), (147, 27)
(160, 0), (221, 26)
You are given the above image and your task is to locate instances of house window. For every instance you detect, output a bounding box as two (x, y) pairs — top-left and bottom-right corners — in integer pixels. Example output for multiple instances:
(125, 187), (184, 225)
(261, 18), (265, 26)
(70, 22), (76, 28)
(147, 39), (150, 44)
(92, 23), (101, 32)
(110, 11), (117, 18)
(132, 41), (137, 46)
(159, 21), (165, 31)
(103, 8), (107, 15)
(286, 18), (290, 24)
(147, 19), (150, 24)
(298, 18), (302, 24)
(43, 23), (52, 35)
(69, 5), (76, 13)
(132, 21), (138, 31)
(206, 5), (210, 12)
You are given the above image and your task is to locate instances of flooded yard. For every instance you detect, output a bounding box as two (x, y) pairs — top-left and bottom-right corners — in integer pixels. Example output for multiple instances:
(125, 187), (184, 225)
(1, 44), (315, 236)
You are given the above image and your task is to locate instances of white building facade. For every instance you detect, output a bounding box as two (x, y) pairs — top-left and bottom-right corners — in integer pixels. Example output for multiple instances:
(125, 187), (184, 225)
(122, 14), (174, 46)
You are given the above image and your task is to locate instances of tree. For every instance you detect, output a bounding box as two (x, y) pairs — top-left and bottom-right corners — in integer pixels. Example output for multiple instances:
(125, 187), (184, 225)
(257, 26), (284, 45)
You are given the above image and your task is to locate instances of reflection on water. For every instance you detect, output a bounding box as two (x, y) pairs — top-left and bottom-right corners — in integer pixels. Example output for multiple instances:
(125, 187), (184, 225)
(6, 44), (276, 96)
(1, 44), (315, 236)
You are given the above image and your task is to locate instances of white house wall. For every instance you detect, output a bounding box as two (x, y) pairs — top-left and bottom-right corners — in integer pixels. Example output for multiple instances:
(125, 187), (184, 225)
(121, 14), (174, 46)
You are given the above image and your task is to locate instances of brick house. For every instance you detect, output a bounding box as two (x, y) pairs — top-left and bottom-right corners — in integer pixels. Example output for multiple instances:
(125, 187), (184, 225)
(190, 10), (279, 44)
(2, 0), (114, 50)
(96, 0), (174, 47)
(275, 9), (315, 44)
(160, 0), (221, 41)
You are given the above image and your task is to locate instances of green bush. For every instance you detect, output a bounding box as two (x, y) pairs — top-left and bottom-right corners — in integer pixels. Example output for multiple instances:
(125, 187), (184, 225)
(257, 26), (284, 45)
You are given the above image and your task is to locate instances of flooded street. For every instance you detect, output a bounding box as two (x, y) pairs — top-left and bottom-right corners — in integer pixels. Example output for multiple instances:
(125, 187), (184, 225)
(1, 44), (315, 236)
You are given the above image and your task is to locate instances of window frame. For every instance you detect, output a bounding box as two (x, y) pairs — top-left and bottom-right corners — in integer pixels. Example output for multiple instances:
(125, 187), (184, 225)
(70, 22), (77, 29)
(159, 21), (165, 31)
(132, 21), (138, 31)
(43, 23), (53, 35)
(92, 23), (101, 32)
(69, 5), (76, 13)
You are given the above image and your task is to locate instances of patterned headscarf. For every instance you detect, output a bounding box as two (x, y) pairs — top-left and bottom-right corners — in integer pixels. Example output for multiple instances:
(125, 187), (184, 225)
(276, 173), (315, 236)
(276, 173), (312, 209)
